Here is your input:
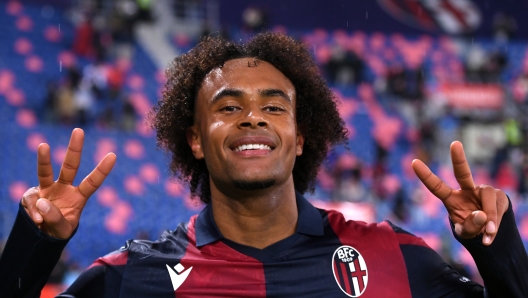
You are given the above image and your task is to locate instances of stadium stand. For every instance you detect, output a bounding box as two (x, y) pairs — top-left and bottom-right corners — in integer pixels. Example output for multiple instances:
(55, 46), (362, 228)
(1, 1), (528, 292)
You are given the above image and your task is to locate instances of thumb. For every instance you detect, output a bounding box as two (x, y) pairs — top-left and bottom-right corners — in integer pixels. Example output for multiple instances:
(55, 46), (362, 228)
(454, 210), (487, 240)
(36, 198), (72, 239)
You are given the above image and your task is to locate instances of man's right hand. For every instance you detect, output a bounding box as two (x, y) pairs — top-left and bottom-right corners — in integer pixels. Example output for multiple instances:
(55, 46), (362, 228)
(21, 128), (116, 239)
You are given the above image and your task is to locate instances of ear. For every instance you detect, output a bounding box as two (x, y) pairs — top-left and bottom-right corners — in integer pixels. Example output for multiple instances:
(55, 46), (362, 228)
(186, 126), (204, 159)
(296, 131), (304, 156)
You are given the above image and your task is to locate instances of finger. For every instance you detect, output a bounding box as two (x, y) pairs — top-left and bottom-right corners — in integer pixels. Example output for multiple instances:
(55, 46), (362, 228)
(450, 141), (475, 190)
(495, 189), (509, 225)
(489, 189), (509, 244)
(57, 128), (84, 185)
(412, 159), (452, 200)
(454, 210), (487, 240)
(36, 198), (71, 239)
(37, 143), (54, 189)
(479, 185), (497, 245)
(78, 153), (117, 199)
(21, 187), (43, 224)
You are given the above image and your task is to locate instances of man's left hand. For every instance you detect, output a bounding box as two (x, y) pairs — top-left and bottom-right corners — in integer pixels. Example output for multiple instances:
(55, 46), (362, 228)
(412, 141), (509, 245)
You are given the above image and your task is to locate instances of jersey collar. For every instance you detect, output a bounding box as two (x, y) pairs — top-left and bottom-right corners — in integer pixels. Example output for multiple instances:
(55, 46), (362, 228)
(195, 192), (324, 247)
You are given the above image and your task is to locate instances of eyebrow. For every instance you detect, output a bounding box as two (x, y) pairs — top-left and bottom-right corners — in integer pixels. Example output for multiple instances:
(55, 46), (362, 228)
(211, 88), (244, 103)
(259, 89), (291, 102)
(211, 88), (291, 103)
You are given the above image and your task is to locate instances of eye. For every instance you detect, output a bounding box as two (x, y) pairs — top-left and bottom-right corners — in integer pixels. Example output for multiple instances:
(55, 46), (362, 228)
(220, 105), (240, 112)
(264, 105), (285, 112)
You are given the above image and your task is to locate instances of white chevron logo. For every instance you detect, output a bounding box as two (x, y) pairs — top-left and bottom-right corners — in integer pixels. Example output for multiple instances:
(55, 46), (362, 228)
(166, 263), (193, 291)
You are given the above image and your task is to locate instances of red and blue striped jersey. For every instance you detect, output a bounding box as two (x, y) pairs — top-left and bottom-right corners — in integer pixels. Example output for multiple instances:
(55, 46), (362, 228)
(1, 193), (527, 297)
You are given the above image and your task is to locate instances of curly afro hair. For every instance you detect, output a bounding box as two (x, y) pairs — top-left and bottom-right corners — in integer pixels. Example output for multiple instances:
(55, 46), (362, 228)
(150, 32), (348, 204)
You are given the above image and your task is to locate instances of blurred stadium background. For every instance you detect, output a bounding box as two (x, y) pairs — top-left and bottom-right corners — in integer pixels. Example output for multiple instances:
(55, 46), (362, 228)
(1, 0), (528, 295)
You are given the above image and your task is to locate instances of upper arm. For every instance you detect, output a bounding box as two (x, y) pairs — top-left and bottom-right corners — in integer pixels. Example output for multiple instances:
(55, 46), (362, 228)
(400, 243), (485, 297)
(388, 221), (485, 298)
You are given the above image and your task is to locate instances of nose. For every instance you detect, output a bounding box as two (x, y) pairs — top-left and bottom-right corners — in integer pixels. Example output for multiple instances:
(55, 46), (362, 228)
(237, 105), (268, 129)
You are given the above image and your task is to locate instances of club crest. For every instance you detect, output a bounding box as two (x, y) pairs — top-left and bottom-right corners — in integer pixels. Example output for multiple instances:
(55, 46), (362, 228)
(332, 246), (368, 297)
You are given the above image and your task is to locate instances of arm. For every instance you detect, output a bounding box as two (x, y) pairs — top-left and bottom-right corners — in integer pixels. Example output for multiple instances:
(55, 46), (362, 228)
(390, 222), (485, 297)
(454, 199), (528, 297)
(0, 203), (126, 298)
(0, 128), (115, 297)
(0, 203), (73, 298)
(413, 141), (528, 297)
(394, 209), (528, 297)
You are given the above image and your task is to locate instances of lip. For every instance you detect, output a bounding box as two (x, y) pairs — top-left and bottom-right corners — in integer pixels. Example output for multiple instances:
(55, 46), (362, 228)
(228, 136), (277, 151)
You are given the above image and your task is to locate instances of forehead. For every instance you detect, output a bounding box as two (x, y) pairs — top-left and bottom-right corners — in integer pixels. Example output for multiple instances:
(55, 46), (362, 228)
(198, 58), (295, 98)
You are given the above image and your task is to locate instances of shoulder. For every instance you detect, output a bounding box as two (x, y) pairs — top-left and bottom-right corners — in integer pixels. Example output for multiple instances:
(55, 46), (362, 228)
(321, 208), (392, 234)
(130, 217), (197, 257)
(385, 221), (431, 248)
(322, 208), (389, 233)
(321, 208), (429, 248)
(91, 216), (197, 268)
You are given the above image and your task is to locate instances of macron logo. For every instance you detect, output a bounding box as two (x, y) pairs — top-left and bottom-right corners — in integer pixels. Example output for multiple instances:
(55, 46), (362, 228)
(166, 263), (193, 291)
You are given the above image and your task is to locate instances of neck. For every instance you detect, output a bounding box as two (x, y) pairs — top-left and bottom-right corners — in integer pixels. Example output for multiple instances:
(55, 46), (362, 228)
(210, 177), (298, 249)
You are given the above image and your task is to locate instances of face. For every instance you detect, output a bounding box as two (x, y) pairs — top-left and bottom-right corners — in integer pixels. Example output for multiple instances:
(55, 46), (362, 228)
(187, 58), (304, 194)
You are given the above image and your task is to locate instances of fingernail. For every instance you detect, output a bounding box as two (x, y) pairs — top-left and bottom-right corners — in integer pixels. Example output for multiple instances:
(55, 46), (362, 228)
(486, 221), (496, 234)
(36, 199), (50, 214)
(34, 212), (42, 222)
(483, 235), (491, 245)
(471, 211), (486, 226)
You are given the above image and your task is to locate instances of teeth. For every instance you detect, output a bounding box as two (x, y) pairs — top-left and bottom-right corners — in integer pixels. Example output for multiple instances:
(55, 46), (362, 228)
(234, 144), (272, 152)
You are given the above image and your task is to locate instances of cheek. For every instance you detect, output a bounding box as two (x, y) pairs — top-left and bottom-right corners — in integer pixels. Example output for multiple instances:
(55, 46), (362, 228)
(202, 120), (227, 150)
(210, 120), (225, 130)
(208, 120), (227, 138)
(280, 120), (300, 147)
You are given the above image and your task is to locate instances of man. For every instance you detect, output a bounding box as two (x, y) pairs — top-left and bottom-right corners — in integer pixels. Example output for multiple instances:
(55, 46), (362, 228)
(1, 33), (527, 297)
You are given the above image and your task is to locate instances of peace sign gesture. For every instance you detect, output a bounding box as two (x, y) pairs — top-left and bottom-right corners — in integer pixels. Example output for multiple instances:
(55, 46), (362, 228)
(412, 141), (509, 245)
(21, 128), (116, 239)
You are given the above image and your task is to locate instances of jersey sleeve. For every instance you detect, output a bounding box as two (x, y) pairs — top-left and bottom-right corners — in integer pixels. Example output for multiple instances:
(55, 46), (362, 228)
(390, 196), (528, 298)
(0, 203), (127, 298)
(0, 203), (73, 298)
(453, 198), (528, 297)
(389, 222), (486, 297)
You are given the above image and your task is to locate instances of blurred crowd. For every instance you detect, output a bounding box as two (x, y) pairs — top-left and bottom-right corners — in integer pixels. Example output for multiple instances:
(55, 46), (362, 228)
(318, 17), (528, 230)
(41, 0), (155, 131)
(42, 58), (137, 131)
(2, 0), (527, 292)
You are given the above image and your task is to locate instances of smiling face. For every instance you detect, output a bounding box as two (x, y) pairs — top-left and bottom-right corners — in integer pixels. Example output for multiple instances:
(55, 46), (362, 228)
(187, 58), (304, 196)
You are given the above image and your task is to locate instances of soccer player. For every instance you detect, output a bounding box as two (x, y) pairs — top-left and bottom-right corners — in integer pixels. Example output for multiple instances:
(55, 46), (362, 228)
(1, 33), (527, 297)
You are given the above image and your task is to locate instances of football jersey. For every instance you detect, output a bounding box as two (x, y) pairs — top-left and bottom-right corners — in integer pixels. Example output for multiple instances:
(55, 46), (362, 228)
(1, 193), (527, 297)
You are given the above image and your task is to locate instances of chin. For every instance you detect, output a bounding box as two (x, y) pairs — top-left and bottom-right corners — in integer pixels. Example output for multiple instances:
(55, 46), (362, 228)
(232, 179), (276, 191)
